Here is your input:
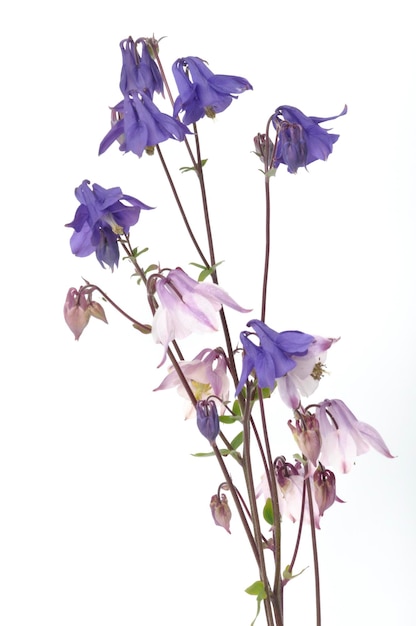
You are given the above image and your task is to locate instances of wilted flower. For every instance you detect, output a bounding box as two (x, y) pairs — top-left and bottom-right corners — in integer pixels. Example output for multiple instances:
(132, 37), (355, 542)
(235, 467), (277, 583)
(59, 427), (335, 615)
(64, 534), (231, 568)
(236, 320), (315, 395)
(278, 336), (339, 409)
(66, 180), (154, 270)
(196, 399), (220, 442)
(99, 92), (190, 158)
(272, 105), (347, 173)
(151, 268), (250, 365)
(119, 37), (163, 99)
(316, 399), (395, 473)
(253, 133), (274, 168)
(172, 56), (252, 125)
(154, 348), (229, 419)
(210, 492), (231, 534)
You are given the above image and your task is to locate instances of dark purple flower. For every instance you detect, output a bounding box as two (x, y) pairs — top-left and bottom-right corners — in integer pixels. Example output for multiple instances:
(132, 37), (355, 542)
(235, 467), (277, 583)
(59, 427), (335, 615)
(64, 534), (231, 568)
(196, 399), (220, 443)
(272, 105), (347, 173)
(66, 180), (154, 270)
(236, 320), (315, 395)
(172, 56), (252, 125)
(99, 92), (190, 157)
(119, 37), (163, 99)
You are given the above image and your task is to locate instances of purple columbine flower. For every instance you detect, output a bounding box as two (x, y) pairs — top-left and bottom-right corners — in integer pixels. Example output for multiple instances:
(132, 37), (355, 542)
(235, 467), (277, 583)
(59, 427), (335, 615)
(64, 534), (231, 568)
(99, 92), (190, 157)
(272, 105), (347, 173)
(235, 320), (315, 395)
(172, 56), (252, 125)
(119, 37), (164, 99)
(316, 399), (395, 473)
(66, 180), (154, 270)
(196, 399), (220, 443)
(151, 268), (251, 365)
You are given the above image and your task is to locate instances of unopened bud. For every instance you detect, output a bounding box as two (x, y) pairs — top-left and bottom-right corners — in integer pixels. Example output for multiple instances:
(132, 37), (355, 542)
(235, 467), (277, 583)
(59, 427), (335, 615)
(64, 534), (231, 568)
(196, 399), (220, 443)
(63, 288), (91, 340)
(210, 493), (231, 533)
(313, 467), (336, 516)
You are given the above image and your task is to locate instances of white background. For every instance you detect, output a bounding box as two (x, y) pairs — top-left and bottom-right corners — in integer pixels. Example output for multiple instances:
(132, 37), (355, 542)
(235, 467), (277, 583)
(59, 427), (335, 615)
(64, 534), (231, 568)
(1, 1), (414, 624)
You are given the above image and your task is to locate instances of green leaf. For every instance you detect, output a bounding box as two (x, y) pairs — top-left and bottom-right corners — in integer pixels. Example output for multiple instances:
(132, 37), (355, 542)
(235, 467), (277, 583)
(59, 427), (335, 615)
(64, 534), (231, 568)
(230, 431), (244, 450)
(245, 580), (267, 626)
(144, 264), (158, 274)
(179, 158), (208, 173)
(219, 414), (240, 424)
(263, 498), (274, 525)
(282, 564), (309, 580)
(231, 399), (242, 417)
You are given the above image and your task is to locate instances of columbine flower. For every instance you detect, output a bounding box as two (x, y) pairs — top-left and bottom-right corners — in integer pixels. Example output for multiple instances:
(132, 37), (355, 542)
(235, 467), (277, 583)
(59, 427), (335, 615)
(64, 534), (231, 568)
(278, 336), (339, 409)
(154, 348), (229, 419)
(272, 105), (347, 173)
(99, 92), (190, 158)
(150, 268), (250, 365)
(119, 37), (163, 99)
(315, 399), (394, 473)
(196, 399), (220, 442)
(257, 458), (321, 528)
(172, 56), (252, 125)
(65, 180), (154, 270)
(63, 287), (108, 340)
(235, 320), (315, 395)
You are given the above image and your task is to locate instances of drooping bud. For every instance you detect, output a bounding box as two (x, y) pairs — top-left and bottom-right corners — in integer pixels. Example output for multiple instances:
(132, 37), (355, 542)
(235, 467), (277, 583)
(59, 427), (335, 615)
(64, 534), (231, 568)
(288, 414), (322, 466)
(210, 493), (231, 533)
(196, 399), (220, 443)
(313, 466), (336, 516)
(87, 301), (108, 324)
(63, 288), (91, 340)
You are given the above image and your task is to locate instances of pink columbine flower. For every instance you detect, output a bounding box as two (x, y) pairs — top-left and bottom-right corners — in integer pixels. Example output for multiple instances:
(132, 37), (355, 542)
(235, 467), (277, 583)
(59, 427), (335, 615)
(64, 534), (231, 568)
(155, 348), (230, 419)
(278, 336), (338, 408)
(151, 268), (250, 365)
(257, 459), (321, 529)
(64, 288), (91, 340)
(316, 399), (395, 473)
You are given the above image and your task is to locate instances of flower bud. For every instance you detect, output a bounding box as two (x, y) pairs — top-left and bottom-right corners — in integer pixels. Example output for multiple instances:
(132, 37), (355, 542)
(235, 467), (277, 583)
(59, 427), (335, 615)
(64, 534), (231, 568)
(87, 301), (108, 324)
(253, 133), (274, 168)
(313, 467), (336, 516)
(288, 414), (322, 466)
(63, 288), (91, 340)
(196, 399), (220, 443)
(210, 493), (231, 533)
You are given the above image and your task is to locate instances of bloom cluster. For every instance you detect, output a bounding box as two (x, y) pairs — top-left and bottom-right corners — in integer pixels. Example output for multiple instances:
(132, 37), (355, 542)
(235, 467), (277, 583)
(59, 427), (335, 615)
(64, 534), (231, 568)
(64, 34), (392, 626)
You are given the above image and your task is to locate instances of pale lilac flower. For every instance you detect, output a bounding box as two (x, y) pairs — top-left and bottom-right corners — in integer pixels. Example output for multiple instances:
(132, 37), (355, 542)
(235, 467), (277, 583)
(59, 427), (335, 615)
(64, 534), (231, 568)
(257, 459), (321, 529)
(316, 399), (395, 473)
(151, 268), (250, 365)
(154, 348), (229, 419)
(278, 336), (338, 408)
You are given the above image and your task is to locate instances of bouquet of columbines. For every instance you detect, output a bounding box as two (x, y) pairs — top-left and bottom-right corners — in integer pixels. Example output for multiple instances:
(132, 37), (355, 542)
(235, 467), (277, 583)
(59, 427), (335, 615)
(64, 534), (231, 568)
(64, 35), (393, 626)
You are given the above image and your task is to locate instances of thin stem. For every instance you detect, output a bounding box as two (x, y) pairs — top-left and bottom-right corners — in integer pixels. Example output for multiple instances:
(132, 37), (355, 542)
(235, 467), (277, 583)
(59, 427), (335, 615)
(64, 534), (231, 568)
(242, 385), (276, 626)
(258, 393), (283, 625)
(211, 443), (260, 567)
(261, 176), (271, 322)
(156, 145), (210, 267)
(305, 475), (321, 626)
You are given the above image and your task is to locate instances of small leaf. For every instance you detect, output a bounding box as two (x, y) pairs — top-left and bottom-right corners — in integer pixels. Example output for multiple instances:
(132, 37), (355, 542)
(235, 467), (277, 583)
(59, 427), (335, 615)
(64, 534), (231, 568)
(219, 414), (240, 424)
(179, 159), (208, 173)
(245, 580), (267, 626)
(263, 498), (274, 525)
(282, 564), (309, 580)
(230, 431), (244, 450)
(245, 581), (266, 597)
